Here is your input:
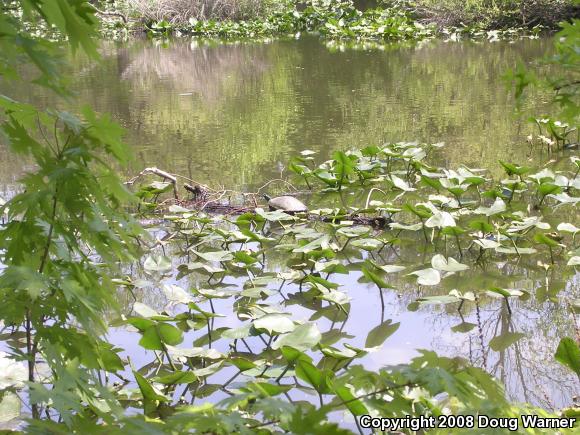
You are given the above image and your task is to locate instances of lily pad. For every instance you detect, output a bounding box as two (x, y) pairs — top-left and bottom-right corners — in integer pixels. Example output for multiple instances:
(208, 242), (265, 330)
(431, 254), (469, 272)
(253, 314), (295, 335)
(408, 268), (441, 286)
(272, 323), (322, 351)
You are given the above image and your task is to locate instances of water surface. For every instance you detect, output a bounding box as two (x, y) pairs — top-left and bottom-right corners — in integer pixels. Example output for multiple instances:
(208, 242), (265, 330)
(1, 36), (577, 415)
(0, 36), (554, 192)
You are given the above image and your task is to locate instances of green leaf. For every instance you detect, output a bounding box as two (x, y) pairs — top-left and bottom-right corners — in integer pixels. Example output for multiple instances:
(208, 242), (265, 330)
(351, 238), (383, 251)
(154, 371), (197, 385)
(162, 284), (193, 305)
(555, 338), (580, 377)
(390, 174), (416, 192)
(333, 385), (368, 415)
(193, 250), (234, 262)
(0, 266), (47, 299)
(408, 268), (441, 286)
(133, 371), (168, 402)
(487, 287), (523, 298)
(451, 322), (477, 333)
(229, 357), (258, 372)
(404, 203), (432, 219)
(374, 264), (406, 274)
(489, 332), (525, 352)
(425, 211), (456, 228)
(305, 275), (339, 291)
(332, 150), (355, 189)
(52, 0), (99, 57)
(474, 197), (506, 216)
(232, 251), (258, 265)
(272, 323), (321, 351)
(431, 255), (469, 272)
(139, 323), (183, 350)
(243, 382), (291, 397)
(221, 323), (252, 340)
(499, 161), (530, 176)
(317, 290), (350, 306)
(281, 347), (312, 364)
(421, 175), (443, 190)
(538, 183), (561, 197)
(365, 320), (400, 348)
(253, 314), (295, 335)
(132, 302), (159, 318)
(337, 226), (370, 238)
(361, 266), (392, 289)
(558, 223), (580, 234)
(533, 232), (560, 247)
(295, 360), (332, 393)
(143, 255), (172, 273)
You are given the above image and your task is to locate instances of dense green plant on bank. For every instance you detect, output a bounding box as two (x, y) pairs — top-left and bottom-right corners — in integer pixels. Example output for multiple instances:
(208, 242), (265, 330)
(141, 0), (552, 40)
(148, 0), (437, 41)
(407, 0), (578, 30)
(95, 0), (569, 40)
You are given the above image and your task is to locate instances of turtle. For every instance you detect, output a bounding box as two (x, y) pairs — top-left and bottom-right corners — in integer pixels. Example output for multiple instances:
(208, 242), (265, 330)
(263, 194), (308, 213)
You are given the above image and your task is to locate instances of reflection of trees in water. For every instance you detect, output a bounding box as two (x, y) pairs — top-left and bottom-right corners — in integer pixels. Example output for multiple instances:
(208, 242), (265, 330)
(0, 37), (558, 190)
(116, 219), (580, 408)
(102, 39), (300, 187)
(421, 269), (579, 409)
(265, 226), (579, 407)
(117, 41), (270, 102)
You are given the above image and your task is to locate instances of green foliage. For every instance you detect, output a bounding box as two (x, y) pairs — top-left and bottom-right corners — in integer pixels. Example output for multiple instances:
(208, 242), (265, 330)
(110, 140), (578, 432)
(506, 6), (579, 141)
(0, 0), (99, 92)
(0, 101), (143, 421)
(0, 0), (143, 426)
(143, 0), (436, 40)
(408, 0), (577, 30)
(555, 337), (580, 378)
(108, 0), (573, 40)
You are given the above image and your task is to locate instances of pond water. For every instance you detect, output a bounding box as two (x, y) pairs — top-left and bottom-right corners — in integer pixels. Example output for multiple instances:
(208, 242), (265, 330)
(1, 35), (578, 420)
(0, 35), (555, 193)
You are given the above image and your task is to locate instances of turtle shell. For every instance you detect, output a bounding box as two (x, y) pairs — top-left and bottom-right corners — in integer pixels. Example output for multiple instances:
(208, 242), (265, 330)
(267, 195), (308, 212)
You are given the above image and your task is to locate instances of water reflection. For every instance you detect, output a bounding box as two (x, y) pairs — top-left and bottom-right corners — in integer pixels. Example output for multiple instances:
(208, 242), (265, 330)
(0, 36), (553, 194)
(115, 216), (578, 410)
(1, 35), (575, 414)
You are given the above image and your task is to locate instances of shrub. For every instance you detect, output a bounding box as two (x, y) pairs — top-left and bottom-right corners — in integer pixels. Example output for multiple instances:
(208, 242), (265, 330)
(125, 0), (282, 23)
(407, 0), (579, 29)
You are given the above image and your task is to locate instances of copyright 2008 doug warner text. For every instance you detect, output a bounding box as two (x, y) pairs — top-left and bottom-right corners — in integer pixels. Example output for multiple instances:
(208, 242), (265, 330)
(359, 414), (577, 431)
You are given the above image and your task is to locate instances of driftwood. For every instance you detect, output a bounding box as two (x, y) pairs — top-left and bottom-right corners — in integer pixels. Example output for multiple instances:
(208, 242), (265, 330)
(126, 167), (179, 199)
(127, 168), (391, 228)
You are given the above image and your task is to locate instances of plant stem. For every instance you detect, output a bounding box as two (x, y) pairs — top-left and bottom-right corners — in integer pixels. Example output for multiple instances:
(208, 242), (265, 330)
(454, 232), (463, 257)
(25, 310), (39, 419)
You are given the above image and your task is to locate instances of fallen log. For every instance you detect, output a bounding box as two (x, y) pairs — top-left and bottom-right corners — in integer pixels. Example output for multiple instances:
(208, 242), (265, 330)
(126, 167), (179, 199)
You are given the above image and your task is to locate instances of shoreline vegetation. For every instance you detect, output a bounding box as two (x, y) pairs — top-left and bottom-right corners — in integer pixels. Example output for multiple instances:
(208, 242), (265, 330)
(95, 0), (580, 40)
